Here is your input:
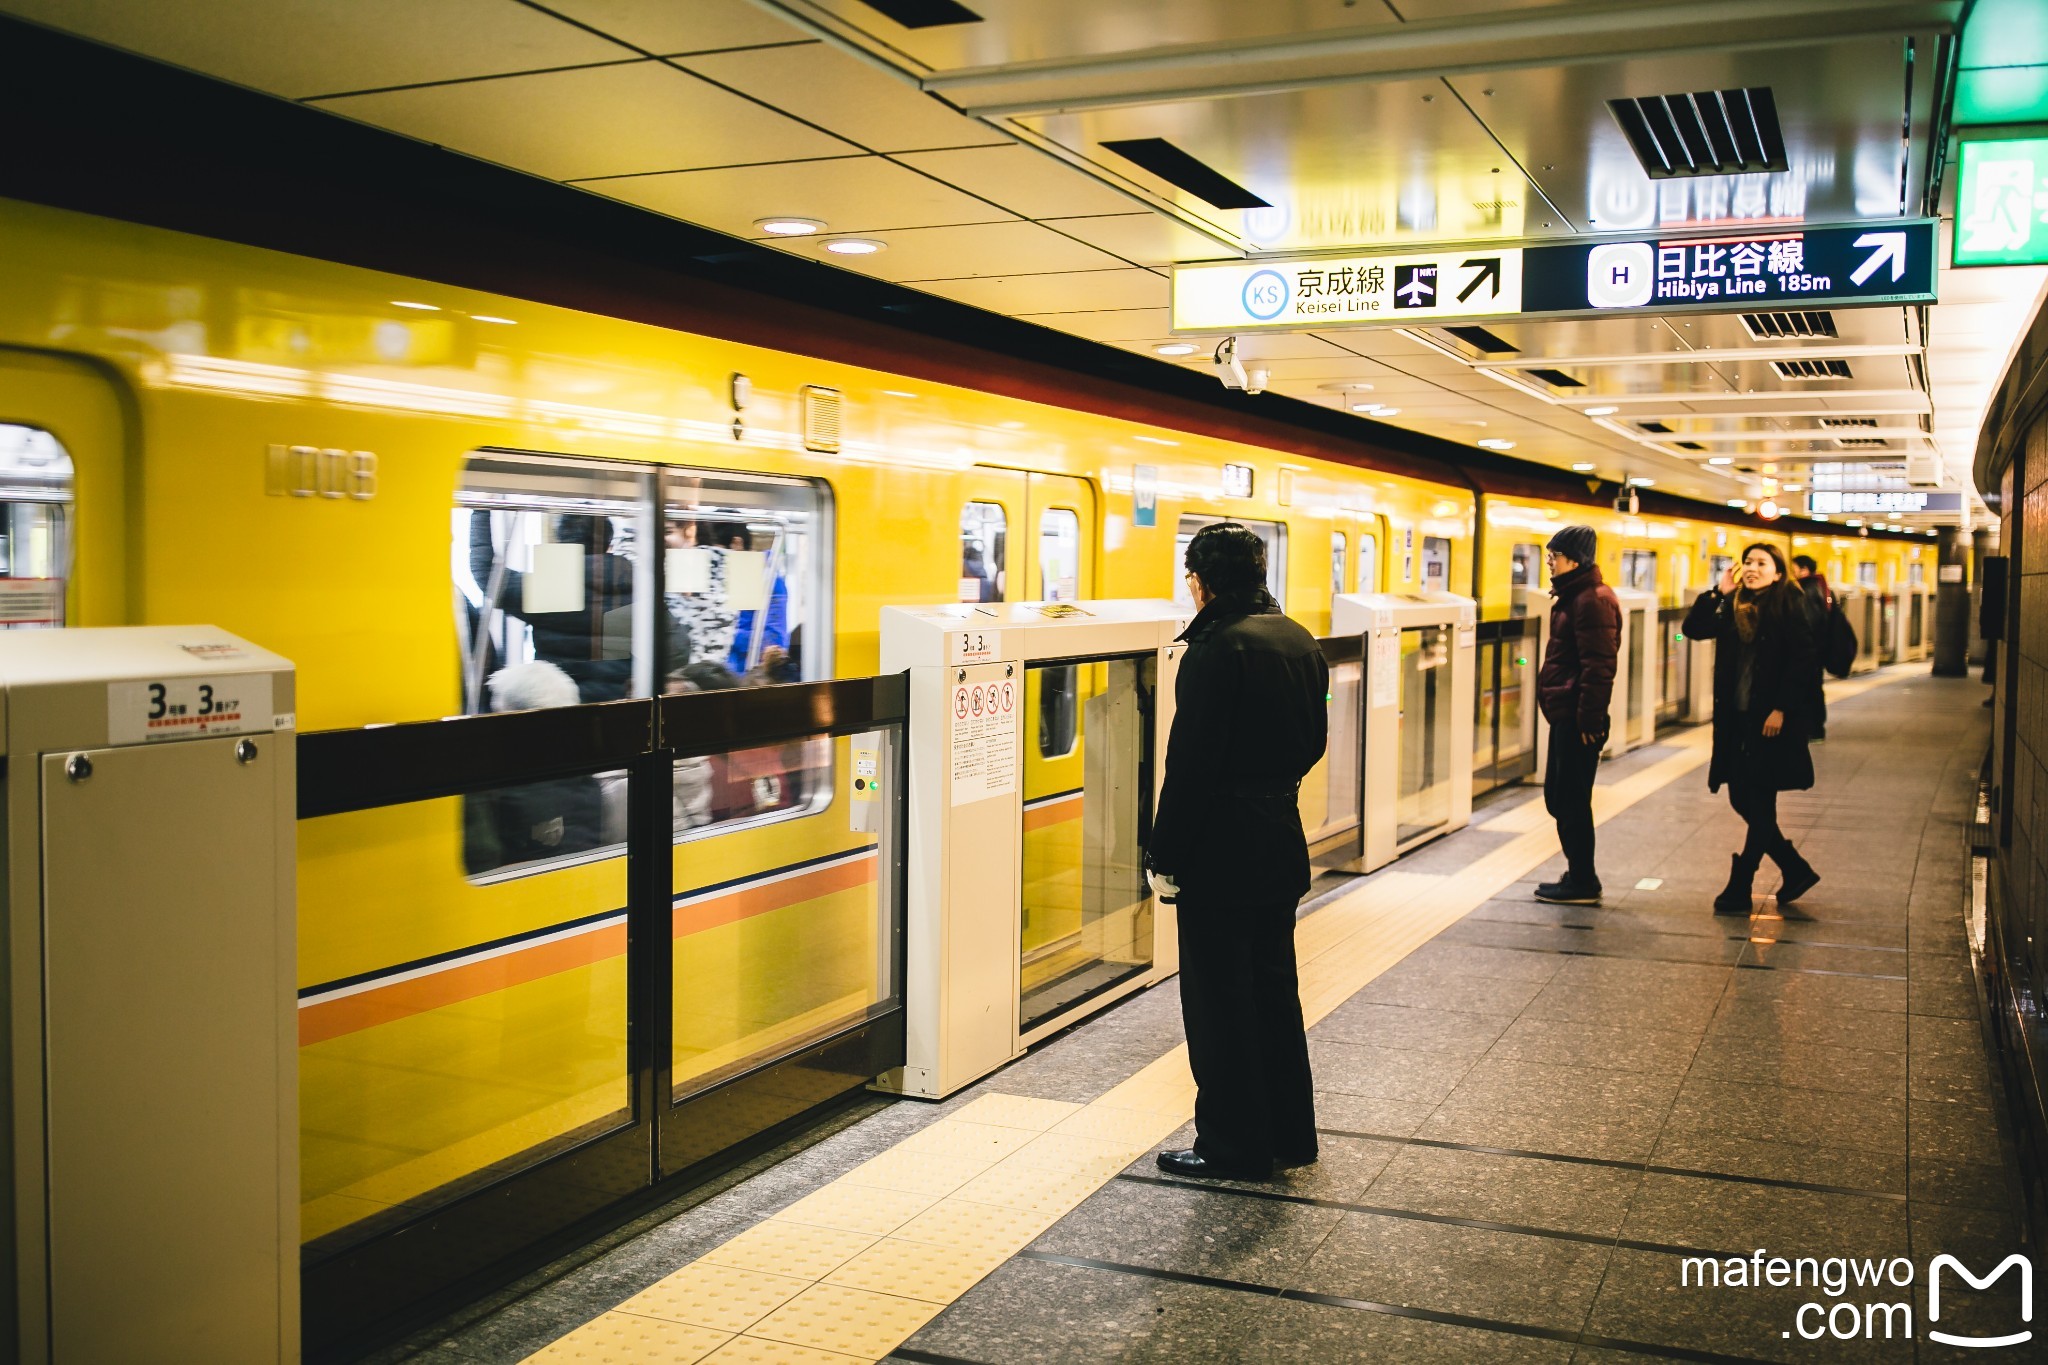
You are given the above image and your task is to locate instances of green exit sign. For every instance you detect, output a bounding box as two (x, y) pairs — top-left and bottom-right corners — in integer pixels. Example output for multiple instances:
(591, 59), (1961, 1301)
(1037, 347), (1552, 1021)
(1955, 135), (2048, 266)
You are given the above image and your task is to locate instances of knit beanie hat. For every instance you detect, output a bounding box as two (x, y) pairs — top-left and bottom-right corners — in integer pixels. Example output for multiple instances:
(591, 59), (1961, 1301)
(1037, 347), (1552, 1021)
(1547, 524), (1597, 567)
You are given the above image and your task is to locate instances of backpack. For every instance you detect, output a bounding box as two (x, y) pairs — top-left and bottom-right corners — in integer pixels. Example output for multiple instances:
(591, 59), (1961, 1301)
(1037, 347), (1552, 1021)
(1823, 605), (1857, 678)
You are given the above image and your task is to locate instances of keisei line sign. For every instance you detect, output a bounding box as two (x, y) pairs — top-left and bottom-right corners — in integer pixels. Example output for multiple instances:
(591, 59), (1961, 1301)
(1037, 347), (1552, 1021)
(1171, 219), (1937, 332)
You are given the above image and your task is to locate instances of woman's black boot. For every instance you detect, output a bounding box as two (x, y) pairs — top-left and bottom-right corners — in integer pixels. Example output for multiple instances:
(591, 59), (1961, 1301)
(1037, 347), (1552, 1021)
(1713, 854), (1757, 916)
(1774, 842), (1820, 905)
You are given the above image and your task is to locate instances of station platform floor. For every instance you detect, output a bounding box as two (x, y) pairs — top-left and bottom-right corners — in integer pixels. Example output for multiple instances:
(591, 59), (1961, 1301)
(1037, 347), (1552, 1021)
(384, 665), (2020, 1365)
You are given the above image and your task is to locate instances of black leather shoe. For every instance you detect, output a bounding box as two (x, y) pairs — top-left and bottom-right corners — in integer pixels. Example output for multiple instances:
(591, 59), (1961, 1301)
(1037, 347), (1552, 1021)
(1275, 1150), (1319, 1170)
(1535, 877), (1601, 905)
(1156, 1148), (1273, 1181)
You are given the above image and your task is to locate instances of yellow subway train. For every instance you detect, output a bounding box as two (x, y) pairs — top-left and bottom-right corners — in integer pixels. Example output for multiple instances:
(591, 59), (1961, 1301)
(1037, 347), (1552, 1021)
(0, 194), (1926, 1267)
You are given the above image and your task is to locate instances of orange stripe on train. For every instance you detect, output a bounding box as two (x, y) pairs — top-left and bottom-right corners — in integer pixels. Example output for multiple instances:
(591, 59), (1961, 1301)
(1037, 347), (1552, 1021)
(1023, 793), (1083, 833)
(299, 854), (879, 1046)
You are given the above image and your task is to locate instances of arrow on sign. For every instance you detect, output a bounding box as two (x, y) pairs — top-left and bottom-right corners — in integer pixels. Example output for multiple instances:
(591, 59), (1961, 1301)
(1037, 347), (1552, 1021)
(1458, 257), (1503, 303)
(1849, 231), (1907, 286)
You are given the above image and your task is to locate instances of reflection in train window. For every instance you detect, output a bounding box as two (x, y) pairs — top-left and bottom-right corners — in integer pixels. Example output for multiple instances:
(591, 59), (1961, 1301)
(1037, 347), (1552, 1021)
(0, 424), (73, 629)
(1910, 561), (1924, 586)
(961, 501), (1006, 602)
(1621, 549), (1657, 592)
(1172, 514), (1288, 609)
(453, 451), (833, 879)
(1511, 543), (1541, 592)
(1331, 531), (1347, 598)
(1421, 535), (1451, 592)
(1037, 506), (1083, 758)
(1358, 532), (1377, 594)
(1859, 560), (1878, 587)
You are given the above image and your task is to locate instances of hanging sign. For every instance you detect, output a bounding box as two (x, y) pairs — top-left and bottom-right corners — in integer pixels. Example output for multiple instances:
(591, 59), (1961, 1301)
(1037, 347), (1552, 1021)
(1172, 220), (1937, 332)
(1807, 491), (1962, 515)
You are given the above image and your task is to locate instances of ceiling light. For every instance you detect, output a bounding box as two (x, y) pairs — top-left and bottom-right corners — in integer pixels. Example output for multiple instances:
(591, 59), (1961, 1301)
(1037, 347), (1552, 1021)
(1374, 407), (1400, 417)
(1351, 403), (1384, 414)
(1888, 512), (1902, 519)
(1813, 513), (1830, 521)
(755, 217), (825, 236)
(1318, 382), (1375, 392)
(1845, 519), (1863, 527)
(1782, 482), (1802, 491)
(1154, 343), (1198, 356)
(1585, 406), (1619, 417)
(1627, 477), (1655, 487)
(1572, 462), (1597, 472)
(1476, 438), (1515, 450)
(1708, 457), (1733, 465)
(1727, 499), (1749, 507)
(823, 238), (886, 255)
(471, 314), (516, 325)
(390, 300), (438, 311)
(1759, 499), (1780, 518)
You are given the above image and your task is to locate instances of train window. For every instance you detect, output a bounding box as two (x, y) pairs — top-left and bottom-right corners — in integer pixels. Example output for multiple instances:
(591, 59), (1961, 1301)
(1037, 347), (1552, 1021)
(1421, 535), (1451, 592)
(1037, 507), (1084, 758)
(1511, 543), (1540, 591)
(961, 501), (1006, 602)
(1332, 532), (1348, 597)
(1358, 533), (1377, 594)
(1621, 549), (1657, 592)
(0, 424), (73, 629)
(1910, 562), (1925, 586)
(1172, 515), (1288, 608)
(1859, 560), (1878, 587)
(1709, 554), (1734, 585)
(454, 452), (833, 879)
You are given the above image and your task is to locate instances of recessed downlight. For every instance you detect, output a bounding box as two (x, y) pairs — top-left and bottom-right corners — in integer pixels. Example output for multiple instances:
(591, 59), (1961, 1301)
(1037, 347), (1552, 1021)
(1351, 403), (1383, 413)
(823, 238), (886, 255)
(1627, 477), (1655, 487)
(756, 217), (825, 236)
(1374, 407), (1400, 417)
(1572, 462), (1597, 472)
(1727, 498), (1750, 507)
(390, 300), (438, 311)
(1154, 343), (1198, 356)
(1584, 406), (1619, 417)
(1476, 438), (1515, 450)
(1708, 457), (1734, 465)
(1318, 381), (1375, 392)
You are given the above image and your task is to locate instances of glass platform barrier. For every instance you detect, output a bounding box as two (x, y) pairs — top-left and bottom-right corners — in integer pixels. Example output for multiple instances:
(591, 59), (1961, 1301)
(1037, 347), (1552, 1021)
(1472, 617), (1539, 798)
(1333, 591), (1477, 873)
(1838, 587), (1885, 674)
(878, 600), (1185, 1099)
(1304, 633), (1365, 867)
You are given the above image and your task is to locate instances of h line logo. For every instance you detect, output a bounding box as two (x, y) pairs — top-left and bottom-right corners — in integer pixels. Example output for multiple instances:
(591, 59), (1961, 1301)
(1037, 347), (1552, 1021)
(1928, 1253), (2033, 1349)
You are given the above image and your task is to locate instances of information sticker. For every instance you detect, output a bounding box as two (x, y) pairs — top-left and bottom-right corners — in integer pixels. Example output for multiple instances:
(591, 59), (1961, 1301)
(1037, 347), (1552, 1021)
(948, 630), (1002, 665)
(0, 577), (63, 625)
(108, 673), (276, 746)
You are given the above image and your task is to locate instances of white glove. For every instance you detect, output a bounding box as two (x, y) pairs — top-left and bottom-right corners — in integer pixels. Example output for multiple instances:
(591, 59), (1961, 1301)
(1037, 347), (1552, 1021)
(1147, 869), (1180, 904)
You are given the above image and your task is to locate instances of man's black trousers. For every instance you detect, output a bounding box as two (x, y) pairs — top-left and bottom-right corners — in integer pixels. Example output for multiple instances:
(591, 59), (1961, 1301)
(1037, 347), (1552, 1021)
(1544, 728), (1602, 883)
(1175, 894), (1317, 1168)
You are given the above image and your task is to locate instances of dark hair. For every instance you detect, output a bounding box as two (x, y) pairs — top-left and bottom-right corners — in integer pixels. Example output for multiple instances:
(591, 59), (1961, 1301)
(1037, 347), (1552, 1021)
(1185, 522), (1268, 599)
(554, 514), (609, 552)
(1791, 554), (1818, 574)
(679, 659), (741, 691)
(708, 520), (753, 551)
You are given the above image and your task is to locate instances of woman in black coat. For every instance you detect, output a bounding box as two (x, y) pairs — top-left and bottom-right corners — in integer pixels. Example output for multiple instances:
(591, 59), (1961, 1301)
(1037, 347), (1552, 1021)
(1681, 542), (1821, 915)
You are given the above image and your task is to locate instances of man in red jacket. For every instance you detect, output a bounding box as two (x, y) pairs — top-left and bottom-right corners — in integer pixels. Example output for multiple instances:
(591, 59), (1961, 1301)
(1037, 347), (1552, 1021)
(1534, 525), (1621, 905)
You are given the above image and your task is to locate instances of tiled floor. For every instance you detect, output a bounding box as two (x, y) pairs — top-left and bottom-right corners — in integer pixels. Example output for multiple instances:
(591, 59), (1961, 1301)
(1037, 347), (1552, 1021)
(392, 669), (2020, 1364)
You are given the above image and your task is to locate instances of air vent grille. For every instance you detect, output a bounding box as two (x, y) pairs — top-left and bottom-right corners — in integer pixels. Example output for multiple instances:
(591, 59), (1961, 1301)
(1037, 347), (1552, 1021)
(1100, 138), (1269, 210)
(1773, 359), (1853, 380)
(1836, 438), (1891, 448)
(1608, 88), (1787, 179)
(802, 385), (842, 454)
(1526, 368), (1585, 388)
(1676, 441), (1707, 451)
(1820, 417), (1879, 428)
(1741, 311), (1838, 340)
(1443, 325), (1519, 355)
(1639, 421), (1674, 433)
(857, 0), (983, 27)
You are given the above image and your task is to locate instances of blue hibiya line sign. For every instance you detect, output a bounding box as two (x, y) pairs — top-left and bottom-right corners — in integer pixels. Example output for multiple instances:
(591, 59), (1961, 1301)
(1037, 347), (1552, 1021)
(1172, 220), (1937, 332)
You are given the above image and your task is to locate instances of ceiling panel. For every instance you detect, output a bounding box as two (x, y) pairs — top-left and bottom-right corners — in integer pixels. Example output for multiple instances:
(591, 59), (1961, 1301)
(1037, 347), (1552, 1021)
(543, 0), (804, 55)
(315, 60), (855, 180)
(779, 220), (1127, 282)
(0, 0), (625, 98)
(911, 267), (1170, 312)
(893, 143), (1152, 219)
(804, 0), (1403, 71)
(1041, 213), (1239, 266)
(597, 156), (1014, 236)
(682, 42), (1004, 153)
(1450, 37), (1926, 235)
(1022, 79), (1563, 250)
(1014, 307), (1171, 340)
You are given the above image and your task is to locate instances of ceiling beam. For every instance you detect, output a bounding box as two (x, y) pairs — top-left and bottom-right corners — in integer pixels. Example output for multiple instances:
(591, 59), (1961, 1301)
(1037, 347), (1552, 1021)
(925, 0), (1961, 117)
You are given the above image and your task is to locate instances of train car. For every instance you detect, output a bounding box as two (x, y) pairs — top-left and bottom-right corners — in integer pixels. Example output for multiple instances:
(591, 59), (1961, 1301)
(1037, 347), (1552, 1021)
(0, 189), (1907, 1308)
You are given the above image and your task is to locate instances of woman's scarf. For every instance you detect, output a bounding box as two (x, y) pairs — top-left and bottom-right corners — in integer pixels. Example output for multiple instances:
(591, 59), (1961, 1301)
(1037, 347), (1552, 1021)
(1733, 580), (1789, 643)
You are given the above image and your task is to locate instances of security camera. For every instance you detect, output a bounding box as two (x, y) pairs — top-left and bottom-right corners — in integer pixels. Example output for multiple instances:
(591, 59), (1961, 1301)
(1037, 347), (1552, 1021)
(1245, 367), (1270, 396)
(1213, 336), (1251, 391)
(1613, 488), (1640, 515)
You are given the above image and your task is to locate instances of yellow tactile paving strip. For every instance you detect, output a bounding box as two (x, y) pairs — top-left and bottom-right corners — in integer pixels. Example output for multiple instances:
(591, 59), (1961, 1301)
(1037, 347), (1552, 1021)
(523, 666), (1925, 1363)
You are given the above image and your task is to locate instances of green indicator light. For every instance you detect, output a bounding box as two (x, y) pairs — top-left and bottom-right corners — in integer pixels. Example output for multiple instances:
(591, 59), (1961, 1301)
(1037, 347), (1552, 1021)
(1514, 655), (1528, 667)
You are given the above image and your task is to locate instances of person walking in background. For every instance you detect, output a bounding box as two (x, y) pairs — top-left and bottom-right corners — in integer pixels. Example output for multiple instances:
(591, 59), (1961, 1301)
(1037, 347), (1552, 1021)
(1534, 525), (1620, 906)
(1683, 543), (1821, 916)
(1146, 523), (1328, 1182)
(1792, 554), (1833, 740)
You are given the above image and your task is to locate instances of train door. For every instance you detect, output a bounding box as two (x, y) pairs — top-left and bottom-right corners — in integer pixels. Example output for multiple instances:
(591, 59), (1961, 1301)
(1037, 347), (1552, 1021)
(0, 349), (128, 626)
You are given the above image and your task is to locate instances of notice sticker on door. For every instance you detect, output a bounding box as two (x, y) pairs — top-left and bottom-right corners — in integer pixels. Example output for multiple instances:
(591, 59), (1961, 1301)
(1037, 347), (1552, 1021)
(0, 577), (62, 625)
(108, 673), (276, 745)
(950, 677), (1019, 805)
(1370, 630), (1400, 708)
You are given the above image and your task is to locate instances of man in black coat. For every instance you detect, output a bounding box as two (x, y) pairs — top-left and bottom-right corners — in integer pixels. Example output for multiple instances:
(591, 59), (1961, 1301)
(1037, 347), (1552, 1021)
(1534, 525), (1621, 905)
(1146, 523), (1329, 1181)
(1791, 555), (1832, 740)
